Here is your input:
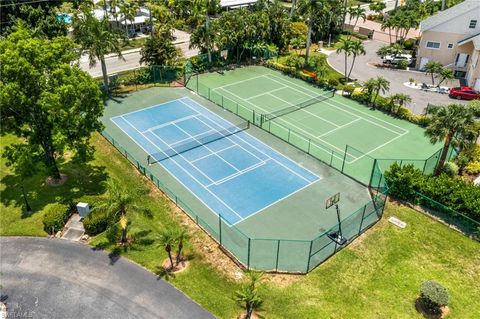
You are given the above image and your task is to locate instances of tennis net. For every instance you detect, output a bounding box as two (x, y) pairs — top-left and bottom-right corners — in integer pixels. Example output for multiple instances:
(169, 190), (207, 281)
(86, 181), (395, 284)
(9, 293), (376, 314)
(147, 121), (250, 164)
(262, 90), (334, 122)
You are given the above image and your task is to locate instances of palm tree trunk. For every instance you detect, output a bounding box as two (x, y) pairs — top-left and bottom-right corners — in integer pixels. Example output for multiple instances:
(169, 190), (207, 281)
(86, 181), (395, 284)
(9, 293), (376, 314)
(342, 0), (348, 28)
(344, 53), (348, 81)
(373, 90), (380, 108)
(290, 0), (296, 18)
(434, 131), (454, 176)
(176, 241), (183, 264)
(347, 54), (356, 79)
(431, 72), (435, 86)
(246, 303), (254, 319)
(21, 184), (32, 212)
(166, 247), (174, 269)
(304, 19), (313, 66)
(100, 57), (109, 89)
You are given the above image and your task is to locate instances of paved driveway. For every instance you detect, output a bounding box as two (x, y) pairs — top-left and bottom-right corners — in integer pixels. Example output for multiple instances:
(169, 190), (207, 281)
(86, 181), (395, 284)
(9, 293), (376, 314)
(0, 237), (214, 319)
(327, 40), (467, 114)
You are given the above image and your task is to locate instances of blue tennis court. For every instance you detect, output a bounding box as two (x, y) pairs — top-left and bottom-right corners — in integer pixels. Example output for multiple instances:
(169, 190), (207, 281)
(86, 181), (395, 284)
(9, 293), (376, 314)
(111, 97), (320, 225)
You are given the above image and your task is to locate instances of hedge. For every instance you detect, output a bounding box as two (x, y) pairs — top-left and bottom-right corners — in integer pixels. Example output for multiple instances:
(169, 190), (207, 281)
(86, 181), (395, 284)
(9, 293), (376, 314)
(384, 163), (480, 223)
(42, 203), (72, 234)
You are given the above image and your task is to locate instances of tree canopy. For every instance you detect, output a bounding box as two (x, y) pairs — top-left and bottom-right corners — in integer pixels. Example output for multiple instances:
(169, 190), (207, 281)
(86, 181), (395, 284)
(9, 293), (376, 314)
(0, 23), (104, 179)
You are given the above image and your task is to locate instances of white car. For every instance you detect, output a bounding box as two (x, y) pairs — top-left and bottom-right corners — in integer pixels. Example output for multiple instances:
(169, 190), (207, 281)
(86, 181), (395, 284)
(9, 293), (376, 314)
(383, 54), (413, 65)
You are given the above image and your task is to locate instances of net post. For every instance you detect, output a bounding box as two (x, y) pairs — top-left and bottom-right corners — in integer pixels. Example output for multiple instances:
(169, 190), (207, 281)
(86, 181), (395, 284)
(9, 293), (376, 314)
(218, 215), (222, 246)
(221, 95), (224, 108)
(330, 150), (334, 166)
(307, 139), (311, 153)
(196, 73), (199, 92)
(341, 144), (348, 172)
(275, 240), (280, 272)
(306, 240), (313, 273)
(287, 128), (291, 142)
(208, 88), (211, 100)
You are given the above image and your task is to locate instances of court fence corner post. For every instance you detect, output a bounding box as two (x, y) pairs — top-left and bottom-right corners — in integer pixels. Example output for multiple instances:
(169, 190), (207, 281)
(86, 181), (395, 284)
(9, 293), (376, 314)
(306, 240), (313, 273)
(275, 240), (280, 272)
(368, 159), (378, 187)
(247, 238), (251, 270)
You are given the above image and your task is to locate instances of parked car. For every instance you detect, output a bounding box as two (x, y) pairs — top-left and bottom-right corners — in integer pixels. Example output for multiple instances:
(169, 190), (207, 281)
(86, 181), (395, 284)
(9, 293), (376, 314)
(448, 86), (480, 100)
(383, 54), (413, 65)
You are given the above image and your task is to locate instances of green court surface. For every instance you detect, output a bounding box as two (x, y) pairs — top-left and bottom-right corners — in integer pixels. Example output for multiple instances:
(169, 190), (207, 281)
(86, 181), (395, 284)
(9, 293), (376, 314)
(101, 87), (385, 272)
(187, 66), (445, 185)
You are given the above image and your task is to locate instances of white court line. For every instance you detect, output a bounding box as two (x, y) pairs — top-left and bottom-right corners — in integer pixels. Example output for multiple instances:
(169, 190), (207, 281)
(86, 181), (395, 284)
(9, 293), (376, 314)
(190, 144), (238, 163)
(316, 118), (362, 138)
(205, 160), (269, 188)
(172, 121), (240, 173)
(168, 128), (216, 146)
(181, 99), (317, 184)
(120, 115), (245, 220)
(266, 92), (341, 128)
(345, 131), (408, 164)
(111, 97), (191, 119)
(264, 74), (409, 135)
(142, 114), (200, 133)
(245, 86), (288, 101)
(212, 74), (267, 90)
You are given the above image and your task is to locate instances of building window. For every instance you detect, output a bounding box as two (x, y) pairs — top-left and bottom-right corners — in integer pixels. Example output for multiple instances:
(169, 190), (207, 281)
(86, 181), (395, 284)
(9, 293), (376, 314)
(469, 20), (477, 29)
(426, 41), (441, 49)
(447, 43), (454, 49)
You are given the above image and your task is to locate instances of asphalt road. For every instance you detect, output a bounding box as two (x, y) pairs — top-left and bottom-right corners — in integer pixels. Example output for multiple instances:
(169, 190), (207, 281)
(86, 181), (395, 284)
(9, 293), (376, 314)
(79, 29), (199, 78)
(0, 237), (214, 319)
(327, 40), (466, 114)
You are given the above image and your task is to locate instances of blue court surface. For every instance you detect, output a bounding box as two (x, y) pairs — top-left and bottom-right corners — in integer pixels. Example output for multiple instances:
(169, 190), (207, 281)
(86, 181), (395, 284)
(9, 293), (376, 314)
(111, 97), (320, 225)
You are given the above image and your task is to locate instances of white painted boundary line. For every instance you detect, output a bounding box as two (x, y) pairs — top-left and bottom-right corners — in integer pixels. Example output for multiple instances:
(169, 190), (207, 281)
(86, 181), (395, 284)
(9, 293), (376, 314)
(245, 86), (289, 101)
(110, 97), (190, 119)
(213, 74), (266, 90)
(120, 115), (245, 220)
(142, 114), (200, 133)
(190, 144), (238, 163)
(205, 160), (270, 188)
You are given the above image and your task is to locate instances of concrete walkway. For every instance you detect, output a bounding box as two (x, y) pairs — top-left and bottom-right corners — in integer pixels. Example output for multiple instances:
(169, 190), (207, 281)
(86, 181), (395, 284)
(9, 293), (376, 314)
(0, 237), (214, 319)
(327, 40), (466, 114)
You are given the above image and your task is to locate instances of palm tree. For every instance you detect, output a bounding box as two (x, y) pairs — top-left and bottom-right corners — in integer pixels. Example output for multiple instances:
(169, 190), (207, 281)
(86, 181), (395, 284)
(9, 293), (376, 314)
(336, 38), (354, 81)
(315, 63), (329, 83)
(158, 228), (178, 270)
(175, 229), (189, 264)
(436, 67), (454, 88)
(234, 271), (264, 319)
(425, 104), (476, 175)
(347, 40), (365, 80)
(348, 5), (366, 32)
(73, 10), (125, 89)
(298, 0), (323, 66)
(119, 214), (128, 244)
(424, 61), (443, 86)
(389, 93), (411, 114)
(362, 78), (377, 104)
(372, 76), (390, 107)
(96, 179), (135, 219)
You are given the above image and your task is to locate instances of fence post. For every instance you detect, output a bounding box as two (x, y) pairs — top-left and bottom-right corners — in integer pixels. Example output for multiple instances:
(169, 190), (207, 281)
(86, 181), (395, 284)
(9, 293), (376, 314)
(275, 240), (281, 272)
(196, 73), (199, 92)
(307, 139), (311, 154)
(368, 159), (378, 187)
(341, 145), (348, 172)
(218, 215), (224, 246)
(330, 150), (334, 166)
(247, 238), (251, 269)
(306, 240), (313, 273)
(287, 129), (291, 142)
(358, 204), (367, 235)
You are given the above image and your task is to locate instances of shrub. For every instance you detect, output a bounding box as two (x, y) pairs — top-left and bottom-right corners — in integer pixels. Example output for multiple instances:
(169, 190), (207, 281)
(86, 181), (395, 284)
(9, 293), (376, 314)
(343, 84), (355, 96)
(83, 210), (114, 235)
(327, 77), (339, 88)
(42, 203), (71, 234)
(419, 281), (449, 314)
(408, 77), (415, 84)
(105, 223), (121, 244)
(403, 39), (415, 50)
(443, 161), (459, 177)
(397, 59), (409, 70)
(285, 54), (305, 70)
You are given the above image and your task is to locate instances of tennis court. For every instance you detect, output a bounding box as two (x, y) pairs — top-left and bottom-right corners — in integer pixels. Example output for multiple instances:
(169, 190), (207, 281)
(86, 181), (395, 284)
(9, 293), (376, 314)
(189, 66), (442, 184)
(111, 97), (320, 225)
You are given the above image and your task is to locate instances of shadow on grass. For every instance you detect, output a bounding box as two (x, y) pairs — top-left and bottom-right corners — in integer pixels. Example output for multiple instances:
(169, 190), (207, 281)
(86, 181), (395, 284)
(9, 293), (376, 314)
(1, 161), (108, 218)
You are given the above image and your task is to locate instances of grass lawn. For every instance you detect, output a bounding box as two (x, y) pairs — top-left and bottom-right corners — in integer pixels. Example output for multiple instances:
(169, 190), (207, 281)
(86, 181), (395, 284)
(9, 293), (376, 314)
(1, 133), (479, 318)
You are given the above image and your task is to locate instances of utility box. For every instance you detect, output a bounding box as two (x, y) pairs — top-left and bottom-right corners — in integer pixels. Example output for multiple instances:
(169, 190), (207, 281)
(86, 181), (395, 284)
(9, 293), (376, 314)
(76, 202), (90, 217)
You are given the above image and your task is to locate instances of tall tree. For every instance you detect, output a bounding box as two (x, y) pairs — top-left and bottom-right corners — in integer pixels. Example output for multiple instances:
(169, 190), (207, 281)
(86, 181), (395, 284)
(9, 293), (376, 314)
(347, 40), (366, 80)
(73, 10), (125, 89)
(158, 228), (178, 270)
(298, 0), (324, 66)
(347, 5), (366, 32)
(336, 38), (354, 81)
(140, 28), (180, 66)
(425, 104), (476, 175)
(0, 23), (104, 180)
(235, 271), (264, 319)
(436, 67), (454, 88)
(389, 93), (411, 114)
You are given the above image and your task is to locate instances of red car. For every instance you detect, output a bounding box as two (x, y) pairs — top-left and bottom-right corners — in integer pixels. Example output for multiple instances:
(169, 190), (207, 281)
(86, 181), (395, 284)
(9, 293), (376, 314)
(448, 86), (480, 100)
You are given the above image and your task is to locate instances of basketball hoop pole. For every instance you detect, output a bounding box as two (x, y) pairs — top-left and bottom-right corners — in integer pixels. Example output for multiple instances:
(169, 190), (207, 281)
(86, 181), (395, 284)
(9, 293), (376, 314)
(335, 204), (343, 236)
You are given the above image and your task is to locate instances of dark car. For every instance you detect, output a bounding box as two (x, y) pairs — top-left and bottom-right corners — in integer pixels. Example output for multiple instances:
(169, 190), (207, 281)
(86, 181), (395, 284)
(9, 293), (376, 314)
(449, 86), (480, 100)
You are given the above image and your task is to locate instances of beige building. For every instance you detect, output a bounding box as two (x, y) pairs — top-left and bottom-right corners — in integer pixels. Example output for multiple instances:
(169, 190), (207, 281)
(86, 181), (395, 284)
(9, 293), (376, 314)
(416, 0), (480, 91)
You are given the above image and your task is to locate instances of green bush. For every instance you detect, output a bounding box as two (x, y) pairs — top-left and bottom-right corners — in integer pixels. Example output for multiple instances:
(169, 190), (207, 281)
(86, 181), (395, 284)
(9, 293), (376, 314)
(419, 281), (449, 314)
(443, 161), (459, 177)
(397, 59), (409, 70)
(285, 54), (305, 70)
(83, 210), (113, 235)
(403, 39), (415, 50)
(327, 77), (339, 88)
(385, 164), (480, 223)
(42, 203), (71, 234)
(105, 223), (121, 244)
(343, 84), (355, 96)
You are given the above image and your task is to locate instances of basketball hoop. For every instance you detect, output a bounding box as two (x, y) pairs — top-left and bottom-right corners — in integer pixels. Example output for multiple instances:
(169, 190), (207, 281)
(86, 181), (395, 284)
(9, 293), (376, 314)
(325, 193), (347, 246)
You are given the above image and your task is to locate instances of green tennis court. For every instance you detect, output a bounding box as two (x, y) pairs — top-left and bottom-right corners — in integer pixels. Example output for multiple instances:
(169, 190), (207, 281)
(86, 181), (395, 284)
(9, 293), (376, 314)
(188, 66), (444, 184)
